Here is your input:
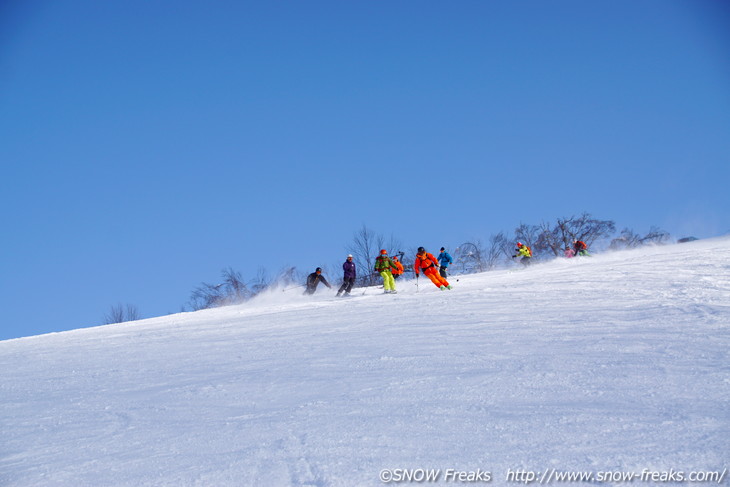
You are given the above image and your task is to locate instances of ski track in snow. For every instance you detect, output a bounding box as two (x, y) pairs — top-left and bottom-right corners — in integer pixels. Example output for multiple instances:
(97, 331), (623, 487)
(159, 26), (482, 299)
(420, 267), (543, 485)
(1, 238), (729, 486)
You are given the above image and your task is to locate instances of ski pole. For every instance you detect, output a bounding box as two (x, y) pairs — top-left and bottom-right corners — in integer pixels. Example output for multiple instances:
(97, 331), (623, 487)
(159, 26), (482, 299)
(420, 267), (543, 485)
(282, 284), (305, 292)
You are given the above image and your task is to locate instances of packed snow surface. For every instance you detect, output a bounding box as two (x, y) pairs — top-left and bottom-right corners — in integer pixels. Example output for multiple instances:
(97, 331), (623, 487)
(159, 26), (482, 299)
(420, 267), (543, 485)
(1, 238), (729, 486)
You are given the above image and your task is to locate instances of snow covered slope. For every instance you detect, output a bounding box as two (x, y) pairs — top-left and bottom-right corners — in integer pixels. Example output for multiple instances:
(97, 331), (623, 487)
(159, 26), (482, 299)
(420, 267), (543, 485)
(1, 238), (729, 486)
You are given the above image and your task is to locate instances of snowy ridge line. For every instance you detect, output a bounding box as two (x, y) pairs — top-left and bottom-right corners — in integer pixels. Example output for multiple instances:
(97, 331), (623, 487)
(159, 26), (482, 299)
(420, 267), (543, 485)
(2, 236), (728, 344)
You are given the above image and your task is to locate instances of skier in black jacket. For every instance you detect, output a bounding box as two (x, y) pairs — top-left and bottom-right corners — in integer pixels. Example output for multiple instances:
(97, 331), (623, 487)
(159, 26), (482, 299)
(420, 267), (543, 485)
(304, 267), (332, 295)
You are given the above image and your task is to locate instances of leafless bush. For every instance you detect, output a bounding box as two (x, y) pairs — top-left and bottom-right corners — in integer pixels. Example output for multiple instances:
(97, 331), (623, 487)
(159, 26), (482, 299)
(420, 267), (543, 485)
(534, 213), (616, 257)
(610, 226), (670, 250)
(103, 303), (140, 324)
(347, 225), (385, 287)
(188, 267), (253, 311)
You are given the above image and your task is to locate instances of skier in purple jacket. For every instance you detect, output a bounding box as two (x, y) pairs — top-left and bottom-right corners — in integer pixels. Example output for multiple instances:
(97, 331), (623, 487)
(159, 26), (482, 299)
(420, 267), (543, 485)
(336, 254), (357, 297)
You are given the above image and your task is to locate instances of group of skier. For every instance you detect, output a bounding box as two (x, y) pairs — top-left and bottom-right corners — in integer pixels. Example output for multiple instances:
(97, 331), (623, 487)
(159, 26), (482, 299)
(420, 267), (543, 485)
(305, 246), (455, 296)
(371, 247), (455, 295)
(512, 239), (589, 267)
(306, 240), (589, 295)
(565, 239), (589, 258)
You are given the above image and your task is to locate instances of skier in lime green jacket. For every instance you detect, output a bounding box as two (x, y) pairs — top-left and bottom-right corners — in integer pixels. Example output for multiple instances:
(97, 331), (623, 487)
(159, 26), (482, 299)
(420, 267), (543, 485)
(512, 242), (532, 267)
(374, 249), (398, 294)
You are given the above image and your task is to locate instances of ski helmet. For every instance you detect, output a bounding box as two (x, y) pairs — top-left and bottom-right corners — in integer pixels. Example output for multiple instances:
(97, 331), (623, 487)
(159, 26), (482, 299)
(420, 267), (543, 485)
(380, 249), (387, 255)
(316, 267), (322, 272)
(417, 247), (425, 253)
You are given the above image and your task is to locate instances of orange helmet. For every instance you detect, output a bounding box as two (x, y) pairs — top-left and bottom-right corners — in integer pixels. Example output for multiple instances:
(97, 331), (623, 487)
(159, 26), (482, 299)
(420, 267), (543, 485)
(380, 249), (387, 255)
(517, 242), (523, 247)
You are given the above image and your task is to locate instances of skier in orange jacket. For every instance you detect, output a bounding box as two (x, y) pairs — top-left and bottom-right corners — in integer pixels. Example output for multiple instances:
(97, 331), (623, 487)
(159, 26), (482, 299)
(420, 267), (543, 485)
(414, 247), (452, 290)
(391, 256), (404, 279)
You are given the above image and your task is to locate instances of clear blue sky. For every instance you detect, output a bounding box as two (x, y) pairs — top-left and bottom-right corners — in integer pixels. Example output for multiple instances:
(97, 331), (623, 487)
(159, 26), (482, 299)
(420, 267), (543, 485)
(2, 0), (729, 340)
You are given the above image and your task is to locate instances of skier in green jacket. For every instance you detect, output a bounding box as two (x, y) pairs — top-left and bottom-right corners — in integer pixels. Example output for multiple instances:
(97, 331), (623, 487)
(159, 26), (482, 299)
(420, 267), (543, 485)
(512, 242), (532, 267)
(374, 249), (398, 294)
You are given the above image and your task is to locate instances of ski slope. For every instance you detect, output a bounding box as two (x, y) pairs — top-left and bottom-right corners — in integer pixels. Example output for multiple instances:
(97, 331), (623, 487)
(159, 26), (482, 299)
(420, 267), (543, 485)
(1, 238), (729, 486)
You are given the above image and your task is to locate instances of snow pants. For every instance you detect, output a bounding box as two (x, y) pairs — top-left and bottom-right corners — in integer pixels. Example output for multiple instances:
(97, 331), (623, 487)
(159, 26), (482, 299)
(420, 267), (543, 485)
(423, 267), (449, 288)
(338, 277), (355, 295)
(380, 271), (396, 292)
(304, 285), (317, 295)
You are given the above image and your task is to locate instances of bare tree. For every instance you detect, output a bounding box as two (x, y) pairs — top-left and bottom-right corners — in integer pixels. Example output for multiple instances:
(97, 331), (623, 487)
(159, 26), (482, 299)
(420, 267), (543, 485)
(104, 304), (125, 324)
(610, 226), (670, 250)
(188, 265), (282, 311)
(488, 232), (513, 268)
(453, 241), (485, 274)
(189, 282), (225, 311)
(562, 213), (616, 248)
(188, 268), (254, 310)
(384, 234), (405, 258)
(275, 266), (299, 287)
(222, 267), (251, 303)
(641, 226), (671, 245)
(535, 220), (563, 257)
(126, 304), (141, 321)
(534, 213), (616, 257)
(250, 267), (271, 295)
(347, 225), (385, 287)
(450, 233), (514, 275)
(103, 303), (140, 324)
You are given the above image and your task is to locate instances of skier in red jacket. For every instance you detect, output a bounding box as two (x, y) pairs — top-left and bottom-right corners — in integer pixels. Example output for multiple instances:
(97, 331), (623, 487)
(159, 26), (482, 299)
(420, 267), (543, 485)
(573, 239), (589, 256)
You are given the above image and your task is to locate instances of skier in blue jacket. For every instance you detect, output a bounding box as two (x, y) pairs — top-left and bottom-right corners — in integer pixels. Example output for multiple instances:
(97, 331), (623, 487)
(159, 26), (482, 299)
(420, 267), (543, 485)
(437, 247), (453, 278)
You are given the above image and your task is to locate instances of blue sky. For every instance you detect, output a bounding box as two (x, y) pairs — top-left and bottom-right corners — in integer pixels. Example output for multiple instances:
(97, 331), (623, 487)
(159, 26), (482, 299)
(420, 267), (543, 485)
(1, 0), (729, 340)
